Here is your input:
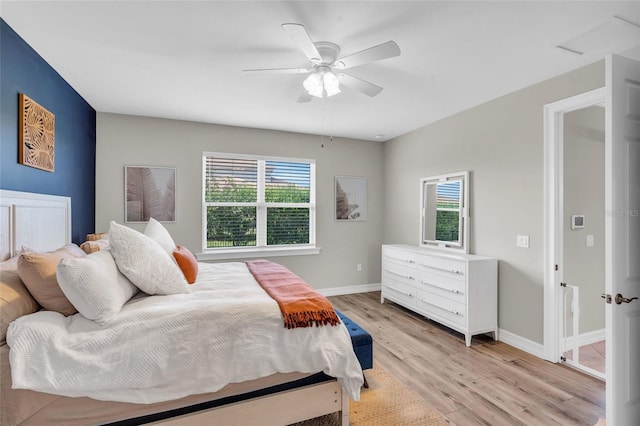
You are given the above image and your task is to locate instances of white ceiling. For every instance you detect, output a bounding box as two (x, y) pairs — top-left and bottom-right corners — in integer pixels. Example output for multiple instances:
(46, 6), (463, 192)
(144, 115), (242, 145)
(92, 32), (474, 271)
(2, 1), (640, 142)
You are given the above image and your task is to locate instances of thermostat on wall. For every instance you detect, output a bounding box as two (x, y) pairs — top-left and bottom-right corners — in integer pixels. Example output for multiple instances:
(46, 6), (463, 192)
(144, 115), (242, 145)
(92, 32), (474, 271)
(571, 215), (585, 230)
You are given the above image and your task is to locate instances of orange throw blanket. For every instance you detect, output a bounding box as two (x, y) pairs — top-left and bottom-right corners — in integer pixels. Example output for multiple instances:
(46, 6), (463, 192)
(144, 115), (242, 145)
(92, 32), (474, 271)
(245, 260), (340, 329)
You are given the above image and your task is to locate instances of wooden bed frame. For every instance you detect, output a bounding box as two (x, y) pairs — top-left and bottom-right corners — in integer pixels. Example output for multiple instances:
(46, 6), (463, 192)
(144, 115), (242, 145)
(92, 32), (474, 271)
(0, 189), (349, 426)
(152, 382), (348, 426)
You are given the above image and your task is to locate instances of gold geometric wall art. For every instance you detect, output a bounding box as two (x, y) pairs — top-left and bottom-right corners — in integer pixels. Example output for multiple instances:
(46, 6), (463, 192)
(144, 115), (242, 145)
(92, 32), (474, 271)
(19, 93), (55, 172)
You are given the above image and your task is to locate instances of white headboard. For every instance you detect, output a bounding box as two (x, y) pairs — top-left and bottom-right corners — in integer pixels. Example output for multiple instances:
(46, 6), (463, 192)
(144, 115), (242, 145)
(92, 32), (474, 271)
(0, 189), (71, 260)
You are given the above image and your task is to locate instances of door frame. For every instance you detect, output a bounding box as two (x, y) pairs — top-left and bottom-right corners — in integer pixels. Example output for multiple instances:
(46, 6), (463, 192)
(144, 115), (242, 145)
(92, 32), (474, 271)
(543, 87), (605, 362)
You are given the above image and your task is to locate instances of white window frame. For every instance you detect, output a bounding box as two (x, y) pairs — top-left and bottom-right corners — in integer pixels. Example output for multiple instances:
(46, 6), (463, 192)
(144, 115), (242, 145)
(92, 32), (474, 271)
(198, 152), (319, 261)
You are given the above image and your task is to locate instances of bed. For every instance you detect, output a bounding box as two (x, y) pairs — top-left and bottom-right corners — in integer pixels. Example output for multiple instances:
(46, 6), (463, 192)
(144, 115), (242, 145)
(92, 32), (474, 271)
(0, 189), (362, 426)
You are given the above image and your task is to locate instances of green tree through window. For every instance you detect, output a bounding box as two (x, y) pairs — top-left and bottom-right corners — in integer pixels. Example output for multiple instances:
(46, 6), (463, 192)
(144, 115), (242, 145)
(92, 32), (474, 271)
(203, 154), (315, 250)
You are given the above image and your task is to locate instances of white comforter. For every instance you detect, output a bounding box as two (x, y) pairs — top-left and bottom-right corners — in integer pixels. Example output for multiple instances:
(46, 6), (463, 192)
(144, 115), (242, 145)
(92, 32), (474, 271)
(7, 262), (363, 403)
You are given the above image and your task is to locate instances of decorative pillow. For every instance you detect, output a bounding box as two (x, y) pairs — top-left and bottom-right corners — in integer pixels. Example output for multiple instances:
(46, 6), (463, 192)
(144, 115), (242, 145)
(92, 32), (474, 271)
(173, 245), (198, 284)
(1, 257), (40, 344)
(57, 250), (138, 324)
(80, 238), (110, 255)
(86, 233), (107, 242)
(144, 217), (176, 257)
(16, 244), (86, 316)
(108, 221), (188, 295)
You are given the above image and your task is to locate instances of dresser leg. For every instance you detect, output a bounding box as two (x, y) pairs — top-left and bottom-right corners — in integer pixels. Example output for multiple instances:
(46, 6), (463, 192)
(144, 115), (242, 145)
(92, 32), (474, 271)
(465, 334), (472, 347)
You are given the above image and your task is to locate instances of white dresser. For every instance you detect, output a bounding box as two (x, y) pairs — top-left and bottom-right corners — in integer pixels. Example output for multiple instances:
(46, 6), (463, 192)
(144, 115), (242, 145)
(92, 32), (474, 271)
(381, 244), (498, 346)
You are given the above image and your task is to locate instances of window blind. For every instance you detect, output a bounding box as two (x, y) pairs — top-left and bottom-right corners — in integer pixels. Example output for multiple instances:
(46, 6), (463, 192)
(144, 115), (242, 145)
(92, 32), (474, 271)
(203, 153), (315, 251)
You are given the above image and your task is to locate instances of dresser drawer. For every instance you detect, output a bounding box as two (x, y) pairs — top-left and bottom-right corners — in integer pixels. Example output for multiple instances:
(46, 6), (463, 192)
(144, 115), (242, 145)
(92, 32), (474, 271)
(382, 278), (416, 307)
(416, 257), (466, 280)
(414, 268), (466, 300)
(383, 247), (420, 268)
(384, 262), (419, 283)
(415, 274), (466, 305)
(415, 290), (466, 327)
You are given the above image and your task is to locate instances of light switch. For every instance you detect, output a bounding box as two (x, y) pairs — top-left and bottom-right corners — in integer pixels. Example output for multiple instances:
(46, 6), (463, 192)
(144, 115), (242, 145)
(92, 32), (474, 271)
(517, 235), (530, 248)
(586, 235), (594, 247)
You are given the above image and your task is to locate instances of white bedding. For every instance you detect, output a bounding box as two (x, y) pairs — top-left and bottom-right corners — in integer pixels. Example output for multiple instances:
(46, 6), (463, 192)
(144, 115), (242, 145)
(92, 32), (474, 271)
(7, 262), (363, 404)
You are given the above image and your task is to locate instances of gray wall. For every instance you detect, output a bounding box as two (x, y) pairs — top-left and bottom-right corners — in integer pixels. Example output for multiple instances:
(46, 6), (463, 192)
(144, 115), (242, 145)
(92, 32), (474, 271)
(382, 61), (605, 344)
(97, 60), (605, 345)
(95, 113), (384, 291)
(563, 106), (605, 336)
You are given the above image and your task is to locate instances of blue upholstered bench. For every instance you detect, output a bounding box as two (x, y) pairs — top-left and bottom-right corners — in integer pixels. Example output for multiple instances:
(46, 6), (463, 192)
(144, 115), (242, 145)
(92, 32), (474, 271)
(336, 310), (372, 388)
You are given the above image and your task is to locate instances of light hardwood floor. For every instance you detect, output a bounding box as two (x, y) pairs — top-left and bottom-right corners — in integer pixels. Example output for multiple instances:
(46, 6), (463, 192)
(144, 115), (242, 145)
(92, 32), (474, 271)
(563, 340), (606, 375)
(329, 292), (606, 426)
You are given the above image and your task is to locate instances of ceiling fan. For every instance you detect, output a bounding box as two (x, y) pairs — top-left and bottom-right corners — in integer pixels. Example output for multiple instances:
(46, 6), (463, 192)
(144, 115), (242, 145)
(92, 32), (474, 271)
(243, 23), (401, 102)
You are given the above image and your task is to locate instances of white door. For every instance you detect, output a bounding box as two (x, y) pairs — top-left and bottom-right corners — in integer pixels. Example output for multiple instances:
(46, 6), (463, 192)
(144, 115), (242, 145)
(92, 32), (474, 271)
(606, 54), (640, 425)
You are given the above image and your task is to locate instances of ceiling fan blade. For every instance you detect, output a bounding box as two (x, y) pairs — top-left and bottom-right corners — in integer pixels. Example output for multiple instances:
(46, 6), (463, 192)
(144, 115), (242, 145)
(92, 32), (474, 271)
(338, 73), (383, 97)
(297, 91), (313, 103)
(282, 23), (322, 64)
(243, 67), (311, 74)
(334, 41), (400, 69)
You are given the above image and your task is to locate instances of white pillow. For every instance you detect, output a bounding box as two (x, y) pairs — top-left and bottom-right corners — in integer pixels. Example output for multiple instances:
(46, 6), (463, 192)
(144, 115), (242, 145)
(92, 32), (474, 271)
(57, 250), (138, 324)
(144, 217), (176, 257)
(108, 221), (188, 295)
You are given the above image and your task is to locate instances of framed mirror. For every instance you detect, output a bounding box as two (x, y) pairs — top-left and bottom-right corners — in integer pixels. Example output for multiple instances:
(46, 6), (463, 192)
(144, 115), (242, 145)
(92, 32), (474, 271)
(420, 171), (469, 253)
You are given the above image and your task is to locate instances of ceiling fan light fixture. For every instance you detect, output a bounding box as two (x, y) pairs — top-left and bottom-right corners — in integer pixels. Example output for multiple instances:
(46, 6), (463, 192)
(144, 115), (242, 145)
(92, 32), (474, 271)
(325, 85), (341, 97)
(303, 73), (324, 98)
(323, 71), (340, 95)
(248, 23), (401, 102)
(303, 70), (341, 98)
(309, 86), (324, 98)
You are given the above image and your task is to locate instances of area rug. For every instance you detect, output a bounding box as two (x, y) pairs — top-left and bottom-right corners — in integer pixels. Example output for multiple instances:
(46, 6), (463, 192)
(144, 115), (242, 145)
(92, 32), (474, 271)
(290, 363), (448, 425)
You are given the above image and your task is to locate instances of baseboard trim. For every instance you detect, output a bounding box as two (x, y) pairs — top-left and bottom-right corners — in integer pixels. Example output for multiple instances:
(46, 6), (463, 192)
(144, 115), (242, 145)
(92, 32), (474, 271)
(318, 283), (381, 297)
(318, 289), (548, 360)
(498, 328), (545, 359)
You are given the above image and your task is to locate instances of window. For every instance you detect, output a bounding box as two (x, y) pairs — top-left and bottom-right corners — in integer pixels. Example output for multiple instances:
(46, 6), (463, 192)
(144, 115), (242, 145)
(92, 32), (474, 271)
(202, 152), (316, 257)
(434, 181), (461, 242)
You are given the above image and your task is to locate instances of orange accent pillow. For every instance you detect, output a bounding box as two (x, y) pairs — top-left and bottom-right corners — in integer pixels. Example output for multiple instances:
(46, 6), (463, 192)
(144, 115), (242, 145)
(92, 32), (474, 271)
(172, 245), (198, 284)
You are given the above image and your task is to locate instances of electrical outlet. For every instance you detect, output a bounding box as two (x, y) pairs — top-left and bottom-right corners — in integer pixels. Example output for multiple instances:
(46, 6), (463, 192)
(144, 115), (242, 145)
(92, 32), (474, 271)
(356, 264), (362, 272)
(516, 235), (530, 248)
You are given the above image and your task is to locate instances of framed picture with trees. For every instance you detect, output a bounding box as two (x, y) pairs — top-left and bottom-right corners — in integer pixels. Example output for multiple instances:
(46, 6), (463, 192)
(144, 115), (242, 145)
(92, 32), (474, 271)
(125, 166), (176, 222)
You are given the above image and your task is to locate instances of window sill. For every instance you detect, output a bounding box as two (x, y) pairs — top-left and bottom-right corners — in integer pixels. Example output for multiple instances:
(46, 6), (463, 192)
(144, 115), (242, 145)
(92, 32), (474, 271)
(196, 246), (321, 261)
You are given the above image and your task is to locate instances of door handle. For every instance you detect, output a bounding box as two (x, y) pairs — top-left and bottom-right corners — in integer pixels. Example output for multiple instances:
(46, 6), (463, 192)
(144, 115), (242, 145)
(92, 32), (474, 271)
(615, 293), (638, 305)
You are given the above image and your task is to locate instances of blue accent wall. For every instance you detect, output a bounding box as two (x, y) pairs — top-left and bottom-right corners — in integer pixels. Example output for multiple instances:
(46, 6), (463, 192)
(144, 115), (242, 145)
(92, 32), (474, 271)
(1, 18), (96, 244)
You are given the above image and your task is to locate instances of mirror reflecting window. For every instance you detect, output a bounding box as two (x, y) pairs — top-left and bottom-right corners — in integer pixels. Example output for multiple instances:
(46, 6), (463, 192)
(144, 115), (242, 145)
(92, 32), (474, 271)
(420, 171), (469, 253)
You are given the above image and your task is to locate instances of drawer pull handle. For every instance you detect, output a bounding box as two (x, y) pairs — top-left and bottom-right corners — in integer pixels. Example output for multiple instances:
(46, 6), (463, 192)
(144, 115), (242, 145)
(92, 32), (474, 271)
(385, 255), (415, 265)
(418, 298), (460, 316)
(387, 286), (412, 297)
(417, 262), (465, 276)
(416, 279), (463, 295)
(388, 270), (415, 280)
